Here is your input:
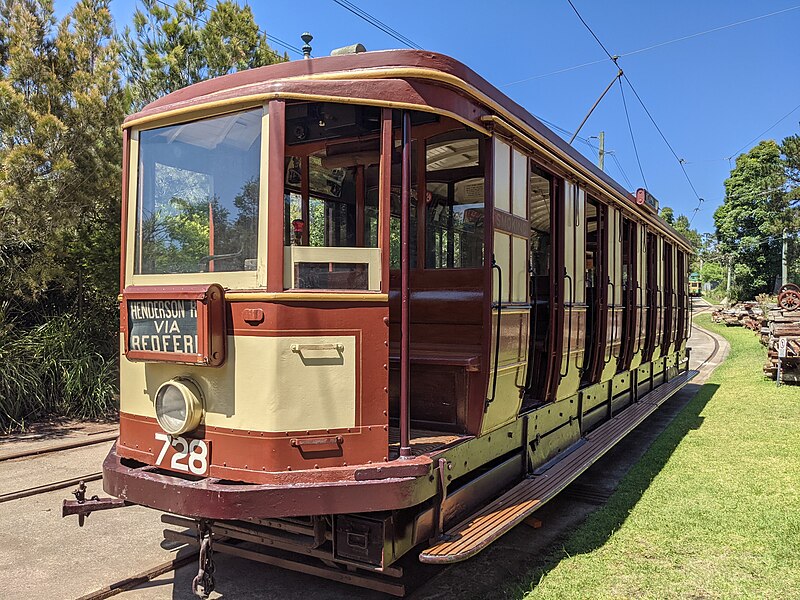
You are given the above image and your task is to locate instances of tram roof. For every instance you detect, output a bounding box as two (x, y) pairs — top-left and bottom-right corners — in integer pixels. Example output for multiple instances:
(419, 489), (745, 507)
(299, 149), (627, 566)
(125, 50), (693, 251)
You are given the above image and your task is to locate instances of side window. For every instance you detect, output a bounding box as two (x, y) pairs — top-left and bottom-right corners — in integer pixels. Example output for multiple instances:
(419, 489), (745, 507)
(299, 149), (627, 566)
(281, 101), (383, 291)
(424, 131), (485, 269)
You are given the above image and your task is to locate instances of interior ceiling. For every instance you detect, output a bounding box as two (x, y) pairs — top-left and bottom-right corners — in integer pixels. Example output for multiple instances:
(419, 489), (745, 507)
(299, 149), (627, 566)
(158, 110), (261, 151)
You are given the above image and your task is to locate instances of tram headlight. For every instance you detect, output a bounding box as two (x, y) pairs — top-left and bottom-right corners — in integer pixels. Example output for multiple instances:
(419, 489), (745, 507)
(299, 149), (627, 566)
(154, 378), (203, 435)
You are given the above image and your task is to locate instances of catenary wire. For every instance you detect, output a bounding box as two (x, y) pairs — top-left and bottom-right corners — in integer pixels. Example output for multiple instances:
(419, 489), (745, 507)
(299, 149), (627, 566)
(618, 78), (648, 189)
(153, 0), (299, 61)
(503, 4), (800, 86)
(727, 101), (800, 159)
(331, 0), (423, 49)
(565, 0), (706, 222)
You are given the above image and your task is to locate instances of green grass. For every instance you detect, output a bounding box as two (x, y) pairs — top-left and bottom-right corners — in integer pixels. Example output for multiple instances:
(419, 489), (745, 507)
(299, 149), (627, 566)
(511, 315), (800, 600)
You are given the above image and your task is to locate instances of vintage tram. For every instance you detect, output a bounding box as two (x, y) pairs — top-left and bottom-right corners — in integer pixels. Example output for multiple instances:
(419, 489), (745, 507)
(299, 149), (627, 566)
(64, 48), (695, 596)
(689, 272), (702, 297)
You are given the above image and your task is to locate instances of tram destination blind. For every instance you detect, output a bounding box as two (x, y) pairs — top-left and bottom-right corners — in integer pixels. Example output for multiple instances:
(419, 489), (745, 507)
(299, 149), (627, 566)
(128, 299), (200, 355)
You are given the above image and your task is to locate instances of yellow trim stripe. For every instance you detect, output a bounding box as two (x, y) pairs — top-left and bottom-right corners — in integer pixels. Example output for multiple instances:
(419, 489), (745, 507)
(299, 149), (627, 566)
(224, 292), (388, 302)
(123, 91), (490, 136)
(120, 292), (388, 302)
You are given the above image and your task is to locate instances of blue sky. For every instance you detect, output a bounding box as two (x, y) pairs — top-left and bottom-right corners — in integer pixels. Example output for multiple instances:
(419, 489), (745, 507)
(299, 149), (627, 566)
(55, 0), (800, 234)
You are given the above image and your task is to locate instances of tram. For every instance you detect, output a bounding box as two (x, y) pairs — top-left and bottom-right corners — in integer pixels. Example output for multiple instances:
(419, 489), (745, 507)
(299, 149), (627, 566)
(689, 272), (702, 297)
(64, 48), (695, 596)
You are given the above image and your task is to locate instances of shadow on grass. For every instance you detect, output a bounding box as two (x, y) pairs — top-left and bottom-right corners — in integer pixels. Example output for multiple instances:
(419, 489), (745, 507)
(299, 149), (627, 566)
(508, 380), (720, 598)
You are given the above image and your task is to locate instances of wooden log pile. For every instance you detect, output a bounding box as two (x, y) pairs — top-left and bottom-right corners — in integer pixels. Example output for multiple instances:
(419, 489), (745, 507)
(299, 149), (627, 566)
(761, 287), (800, 381)
(711, 302), (760, 327)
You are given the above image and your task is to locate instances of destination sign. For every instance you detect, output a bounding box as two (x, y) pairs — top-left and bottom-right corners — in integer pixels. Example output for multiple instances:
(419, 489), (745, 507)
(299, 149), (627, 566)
(128, 299), (199, 355)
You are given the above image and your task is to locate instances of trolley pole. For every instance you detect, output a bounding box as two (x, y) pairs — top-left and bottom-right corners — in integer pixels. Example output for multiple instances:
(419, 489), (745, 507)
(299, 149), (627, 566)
(399, 110), (412, 459)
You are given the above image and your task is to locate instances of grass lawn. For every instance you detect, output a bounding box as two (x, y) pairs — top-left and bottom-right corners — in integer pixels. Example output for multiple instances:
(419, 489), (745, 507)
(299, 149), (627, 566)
(511, 315), (800, 599)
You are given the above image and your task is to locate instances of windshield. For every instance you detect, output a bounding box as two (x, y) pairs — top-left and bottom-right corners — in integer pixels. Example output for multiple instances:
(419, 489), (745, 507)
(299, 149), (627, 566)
(134, 109), (262, 275)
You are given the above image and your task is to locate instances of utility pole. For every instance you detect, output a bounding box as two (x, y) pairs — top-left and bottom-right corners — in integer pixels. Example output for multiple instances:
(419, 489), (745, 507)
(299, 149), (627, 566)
(727, 255), (733, 295)
(782, 228), (788, 288)
(598, 131), (605, 171)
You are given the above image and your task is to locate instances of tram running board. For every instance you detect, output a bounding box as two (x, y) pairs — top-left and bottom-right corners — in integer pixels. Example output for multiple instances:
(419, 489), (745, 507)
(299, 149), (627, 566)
(419, 369), (698, 564)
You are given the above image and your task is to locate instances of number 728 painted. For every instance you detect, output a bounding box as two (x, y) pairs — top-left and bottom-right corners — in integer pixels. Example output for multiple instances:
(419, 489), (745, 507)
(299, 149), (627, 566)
(154, 432), (209, 475)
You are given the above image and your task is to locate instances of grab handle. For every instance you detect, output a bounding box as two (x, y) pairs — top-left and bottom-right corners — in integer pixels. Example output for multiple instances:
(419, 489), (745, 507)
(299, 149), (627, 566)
(291, 343), (344, 353)
(605, 277), (617, 364)
(635, 283), (643, 354)
(486, 258), (502, 407)
(560, 269), (574, 379)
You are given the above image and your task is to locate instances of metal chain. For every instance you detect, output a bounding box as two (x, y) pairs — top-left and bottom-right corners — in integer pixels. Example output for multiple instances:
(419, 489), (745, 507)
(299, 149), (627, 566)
(192, 522), (215, 598)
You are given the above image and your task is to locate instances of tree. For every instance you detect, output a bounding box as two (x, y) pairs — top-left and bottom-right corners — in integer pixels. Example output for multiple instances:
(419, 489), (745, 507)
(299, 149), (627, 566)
(121, 0), (286, 110)
(714, 140), (789, 298)
(0, 0), (125, 316)
(659, 205), (674, 225)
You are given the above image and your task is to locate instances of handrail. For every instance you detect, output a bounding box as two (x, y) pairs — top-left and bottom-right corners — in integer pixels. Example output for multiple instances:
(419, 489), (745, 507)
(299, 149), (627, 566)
(486, 257), (502, 407)
(559, 268), (574, 379)
(604, 276), (617, 365)
(635, 282), (643, 354)
(525, 262), (540, 390)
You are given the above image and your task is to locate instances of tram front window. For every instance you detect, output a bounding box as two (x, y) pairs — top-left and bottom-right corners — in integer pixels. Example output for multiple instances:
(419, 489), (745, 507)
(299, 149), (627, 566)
(134, 109), (262, 275)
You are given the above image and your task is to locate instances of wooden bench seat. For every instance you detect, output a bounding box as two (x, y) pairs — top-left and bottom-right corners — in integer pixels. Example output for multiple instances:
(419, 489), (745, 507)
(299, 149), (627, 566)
(388, 345), (481, 372)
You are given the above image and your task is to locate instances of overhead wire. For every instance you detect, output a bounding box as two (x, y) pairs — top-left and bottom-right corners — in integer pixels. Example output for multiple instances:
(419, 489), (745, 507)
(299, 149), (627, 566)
(153, 0), (301, 62)
(565, 0), (705, 222)
(727, 100), (800, 159)
(504, 4), (800, 86)
(330, 0), (423, 50)
(617, 78), (648, 189)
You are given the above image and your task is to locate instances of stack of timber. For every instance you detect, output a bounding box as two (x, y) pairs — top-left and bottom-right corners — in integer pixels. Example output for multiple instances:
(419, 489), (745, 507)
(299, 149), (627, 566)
(762, 284), (800, 381)
(711, 302), (760, 327)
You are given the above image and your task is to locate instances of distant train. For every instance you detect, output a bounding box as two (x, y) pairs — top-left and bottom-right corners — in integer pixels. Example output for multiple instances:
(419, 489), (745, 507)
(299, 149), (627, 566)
(64, 49), (695, 597)
(689, 273), (702, 297)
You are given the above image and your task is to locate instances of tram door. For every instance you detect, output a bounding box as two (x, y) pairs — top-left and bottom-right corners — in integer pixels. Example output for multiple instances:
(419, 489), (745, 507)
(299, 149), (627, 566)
(618, 217), (637, 371)
(662, 242), (674, 355)
(629, 223), (648, 370)
(581, 197), (607, 386)
(645, 232), (663, 361)
(675, 251), (686, 352)
(522, 164), (556, 409)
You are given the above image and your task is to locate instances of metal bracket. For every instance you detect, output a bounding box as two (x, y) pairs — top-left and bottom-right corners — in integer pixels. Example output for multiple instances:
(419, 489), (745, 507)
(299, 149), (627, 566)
(61, 481), (127, 526)
(432, 458), (452, 542)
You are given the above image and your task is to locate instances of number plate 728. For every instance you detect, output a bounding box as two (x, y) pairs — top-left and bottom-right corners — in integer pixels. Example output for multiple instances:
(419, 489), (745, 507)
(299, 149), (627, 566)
(154, 432), (210, 476)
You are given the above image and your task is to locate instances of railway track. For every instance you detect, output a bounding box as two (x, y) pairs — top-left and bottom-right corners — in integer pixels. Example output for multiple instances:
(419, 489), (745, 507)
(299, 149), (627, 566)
(0, 431), (116, 503)
(0, 430), (118, 463)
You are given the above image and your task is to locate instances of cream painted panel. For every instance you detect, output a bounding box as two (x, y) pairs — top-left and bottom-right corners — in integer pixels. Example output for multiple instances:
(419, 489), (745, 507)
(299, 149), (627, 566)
(574, 187), (586, 303)
(511, 149), (528, 217)
(481, 367), (524, 434)
(493, 138), (511, 212)
(493, 231), (511, 302)
(120, 334), (357, 432)
(512, 236), (528, 303)
(284, 246), (382, 291)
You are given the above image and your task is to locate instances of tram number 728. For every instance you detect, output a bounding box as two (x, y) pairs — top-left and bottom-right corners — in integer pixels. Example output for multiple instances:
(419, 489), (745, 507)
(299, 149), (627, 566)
(154, 433), (210, 475)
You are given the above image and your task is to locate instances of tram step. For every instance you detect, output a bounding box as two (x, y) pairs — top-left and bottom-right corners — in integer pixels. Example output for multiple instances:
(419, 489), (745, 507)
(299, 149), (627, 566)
(419, 369), (698, 564)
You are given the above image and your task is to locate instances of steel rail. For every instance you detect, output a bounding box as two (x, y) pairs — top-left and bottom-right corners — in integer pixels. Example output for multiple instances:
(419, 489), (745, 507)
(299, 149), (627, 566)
(0, 431), (118, 463)
(0, 472), (102, 504)
(75, 549), (199, 600)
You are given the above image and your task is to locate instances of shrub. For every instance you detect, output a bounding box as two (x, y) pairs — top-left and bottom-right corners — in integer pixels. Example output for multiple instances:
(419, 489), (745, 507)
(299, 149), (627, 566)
(0, 303), (118, 432)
